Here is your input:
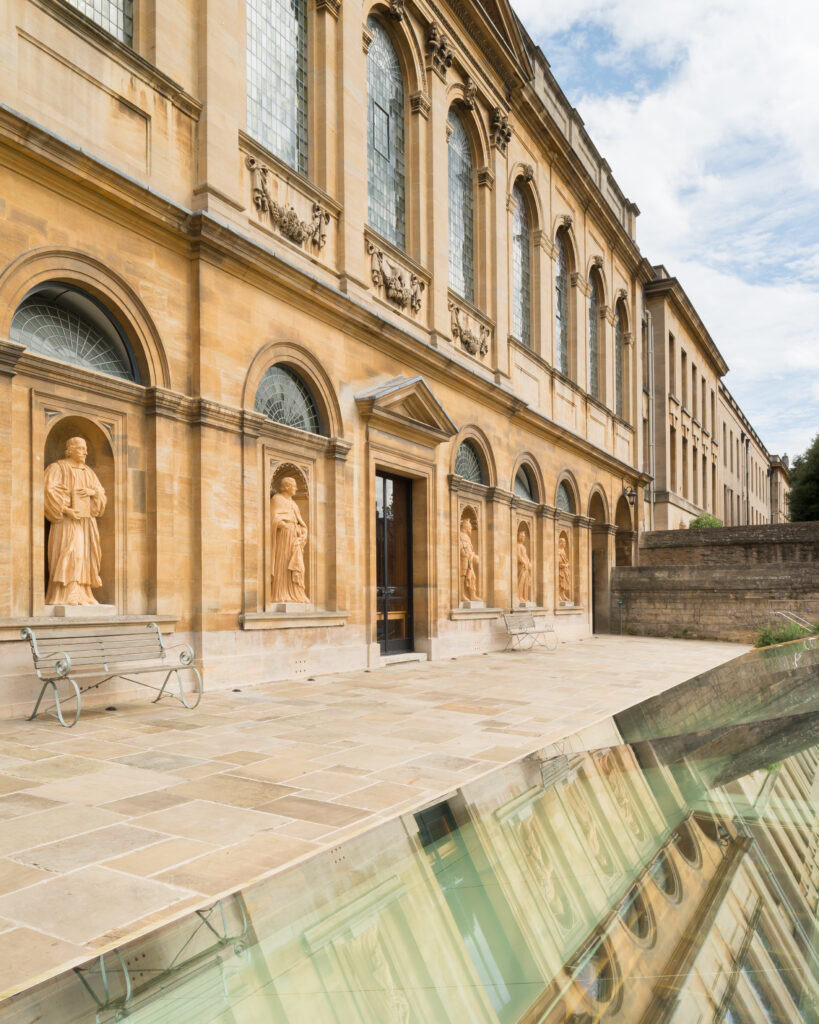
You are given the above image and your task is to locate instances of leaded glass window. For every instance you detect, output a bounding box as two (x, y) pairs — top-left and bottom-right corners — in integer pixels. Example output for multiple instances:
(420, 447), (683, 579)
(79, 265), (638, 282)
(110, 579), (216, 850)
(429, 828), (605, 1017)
(454, 441), (484, 484)
(511, 185), (530, 346)
(246, 0), (308, 175)
(615, 304), (625, 418)
(66, 0), (133, 44)
(366, 19), (406, 249)
(554, 232), (569, 375)
(556, 482), (574, 514)
(11, 291), (136, 381)
(514, 467), (534, 501)
(255, 365), (321, 433)
(448, 110), (474, 302)
(588, 275), (600, 399)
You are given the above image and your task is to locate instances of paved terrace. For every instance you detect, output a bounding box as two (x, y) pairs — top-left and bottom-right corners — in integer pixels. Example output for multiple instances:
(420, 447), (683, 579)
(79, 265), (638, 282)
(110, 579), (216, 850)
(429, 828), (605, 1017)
(0, 635), (747, 1002)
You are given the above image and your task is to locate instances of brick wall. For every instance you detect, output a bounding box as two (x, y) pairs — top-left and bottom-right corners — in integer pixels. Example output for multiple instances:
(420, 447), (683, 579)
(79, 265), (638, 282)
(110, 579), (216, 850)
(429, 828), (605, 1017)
(610, 523), (819, 642)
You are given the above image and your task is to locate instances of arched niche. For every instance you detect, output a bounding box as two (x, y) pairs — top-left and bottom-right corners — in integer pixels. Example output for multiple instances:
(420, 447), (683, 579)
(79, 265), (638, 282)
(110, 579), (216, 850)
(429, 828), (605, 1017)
(588, 488), (611, 632)
(515, 519), (533, 605)
(458, 504), (482, 603)
(269, 461), (311, 607)
(44, 417), (115, 607)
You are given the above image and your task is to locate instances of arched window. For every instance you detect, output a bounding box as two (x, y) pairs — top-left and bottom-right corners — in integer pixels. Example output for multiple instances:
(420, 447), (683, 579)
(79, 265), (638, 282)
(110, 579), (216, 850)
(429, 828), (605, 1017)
(454, 440), (484, 483)
(366, 19), (405, 249)
(615, 302), (626, 418)
(246, 0), (308, 175)
(556, 482), (574, 514)
(514, 466), (534, 501)
(448, 110), (474, 302)
(588, 274), (601, 399)
(11, 286), (138, 382)
(511, 185), (530, 346)
(554, 232), (569, 375)
(255, 365), (321, 433)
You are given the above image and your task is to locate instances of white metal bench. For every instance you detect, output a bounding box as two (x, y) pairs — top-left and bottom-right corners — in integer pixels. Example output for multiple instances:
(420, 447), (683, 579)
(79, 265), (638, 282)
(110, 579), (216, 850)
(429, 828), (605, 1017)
(502, 611), (557, 652)
(21, 622), (202, 728)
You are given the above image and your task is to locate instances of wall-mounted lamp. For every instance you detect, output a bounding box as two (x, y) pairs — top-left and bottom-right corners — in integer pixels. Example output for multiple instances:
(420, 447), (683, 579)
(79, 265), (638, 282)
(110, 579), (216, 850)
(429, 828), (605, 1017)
(622, 483), (637, 507)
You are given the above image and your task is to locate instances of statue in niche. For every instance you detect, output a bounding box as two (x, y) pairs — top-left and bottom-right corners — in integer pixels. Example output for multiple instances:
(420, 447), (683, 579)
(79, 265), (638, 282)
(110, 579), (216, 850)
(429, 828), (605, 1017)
(459, 513), (482, 602)
(44, 436), (107, 605)
(516, 525), (532, 604)
(270, 476), (309, 604)
(558, 531), (572, 604)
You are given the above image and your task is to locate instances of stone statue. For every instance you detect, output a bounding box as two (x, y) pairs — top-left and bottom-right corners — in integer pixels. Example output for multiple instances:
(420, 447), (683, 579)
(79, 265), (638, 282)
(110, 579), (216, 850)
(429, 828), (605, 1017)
(44, 436), (107, 605)
(459, 516), (481, 602)
(516, 526), (531, 604)
(270, 476), (309, 604)
(558, 532), (572, 604)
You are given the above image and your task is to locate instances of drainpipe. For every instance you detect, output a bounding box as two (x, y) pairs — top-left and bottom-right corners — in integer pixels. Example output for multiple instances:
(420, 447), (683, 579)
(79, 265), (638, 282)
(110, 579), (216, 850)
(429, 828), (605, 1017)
(744, 434), (750, 524)
(646, 307), (656, 533)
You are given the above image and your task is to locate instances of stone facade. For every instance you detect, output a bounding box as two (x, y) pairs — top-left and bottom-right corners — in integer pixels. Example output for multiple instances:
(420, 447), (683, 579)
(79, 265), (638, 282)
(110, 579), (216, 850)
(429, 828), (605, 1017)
(0, 0), (785, 714)
(644, 267), (788, 531)
(611, 523), (819, 642)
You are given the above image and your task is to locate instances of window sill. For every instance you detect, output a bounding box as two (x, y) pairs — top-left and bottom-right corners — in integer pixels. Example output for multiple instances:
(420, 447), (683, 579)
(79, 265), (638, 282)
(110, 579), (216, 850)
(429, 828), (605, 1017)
(240, 610), (349, 630)
(449, 607), (502, 621)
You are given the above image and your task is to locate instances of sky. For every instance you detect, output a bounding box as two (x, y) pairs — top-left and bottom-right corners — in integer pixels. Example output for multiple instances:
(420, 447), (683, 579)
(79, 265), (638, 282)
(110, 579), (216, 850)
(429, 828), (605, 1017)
(513, 0), (819, 460)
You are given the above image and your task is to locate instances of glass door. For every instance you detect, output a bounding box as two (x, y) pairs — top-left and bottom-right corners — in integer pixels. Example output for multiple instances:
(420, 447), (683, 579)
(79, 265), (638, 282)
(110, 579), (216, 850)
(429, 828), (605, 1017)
(375, 472), (413, 654)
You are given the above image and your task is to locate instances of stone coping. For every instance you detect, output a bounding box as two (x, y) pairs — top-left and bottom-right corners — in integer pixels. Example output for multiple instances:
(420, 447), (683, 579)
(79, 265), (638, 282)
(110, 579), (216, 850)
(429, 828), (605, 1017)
(240, 610), (349, 630)
(0, 615), (178, 643)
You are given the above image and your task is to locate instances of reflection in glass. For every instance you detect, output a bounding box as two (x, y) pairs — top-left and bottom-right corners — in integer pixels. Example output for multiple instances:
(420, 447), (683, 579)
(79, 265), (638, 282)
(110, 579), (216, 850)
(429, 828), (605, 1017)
(648, 851), (679, 900)
(619, 885), (651, 940)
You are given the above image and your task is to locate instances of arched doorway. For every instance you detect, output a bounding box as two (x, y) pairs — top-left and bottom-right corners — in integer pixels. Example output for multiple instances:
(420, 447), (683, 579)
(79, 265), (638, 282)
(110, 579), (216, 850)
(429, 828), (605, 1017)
(615, 496), (635, 567)
(588, 491), (611, 633)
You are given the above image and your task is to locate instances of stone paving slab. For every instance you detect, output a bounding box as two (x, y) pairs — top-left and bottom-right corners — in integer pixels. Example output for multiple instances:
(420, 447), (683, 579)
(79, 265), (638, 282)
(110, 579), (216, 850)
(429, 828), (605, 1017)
(0, 635), (747, 1001)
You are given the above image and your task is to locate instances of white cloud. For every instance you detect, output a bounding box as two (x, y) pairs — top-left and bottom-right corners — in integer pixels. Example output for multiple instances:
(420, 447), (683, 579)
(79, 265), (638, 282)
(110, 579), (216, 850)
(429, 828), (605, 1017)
(513, 0), (819, 456)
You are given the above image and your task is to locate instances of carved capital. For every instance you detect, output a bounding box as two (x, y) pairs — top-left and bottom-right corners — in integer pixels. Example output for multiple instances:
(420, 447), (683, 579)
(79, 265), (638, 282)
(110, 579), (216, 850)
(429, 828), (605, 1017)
(315, 0), (341, 16)
(477, 166), (495, 190)
(426, 22), (453, 80)
(362, 25), (374, 53)
(490, 106), (512, 153)
(623, 331), (634, 347)
(410, 91), (431, 119)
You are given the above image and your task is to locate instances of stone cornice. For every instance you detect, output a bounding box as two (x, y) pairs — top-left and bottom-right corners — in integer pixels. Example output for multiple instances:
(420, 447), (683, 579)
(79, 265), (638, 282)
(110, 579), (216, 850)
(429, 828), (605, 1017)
(0, 340), (26, 378)
(486, 486), (514, 506)
(645, 274), (729, 377)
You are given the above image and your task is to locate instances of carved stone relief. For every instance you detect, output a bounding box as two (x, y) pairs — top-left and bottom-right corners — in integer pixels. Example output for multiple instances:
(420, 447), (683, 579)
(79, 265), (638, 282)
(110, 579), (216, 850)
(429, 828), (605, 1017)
(246, 158), (330, 250)
(449, 301), (489, 357)
(427, 22), (453, 78)
(558, 530), (572, 604)
(518, 816), (574, 929)
(463, 76), (477, 110)
(569, 784), (615, 876)
(368, 244), (425, 314)
(388, 0), (404, 20)
(490, 107), (512, 153)
(270, 467), (310, 606)
(44, 436), (106, 606)
(600, 750), (644, 841)
(340, 923), (411, 1023)
(516, 522), (532, 604)
(459, 507), (482, 603)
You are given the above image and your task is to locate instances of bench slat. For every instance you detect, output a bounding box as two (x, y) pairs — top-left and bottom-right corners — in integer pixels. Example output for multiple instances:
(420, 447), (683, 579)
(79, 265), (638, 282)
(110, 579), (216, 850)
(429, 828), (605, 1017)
(34, 640), (162, 656)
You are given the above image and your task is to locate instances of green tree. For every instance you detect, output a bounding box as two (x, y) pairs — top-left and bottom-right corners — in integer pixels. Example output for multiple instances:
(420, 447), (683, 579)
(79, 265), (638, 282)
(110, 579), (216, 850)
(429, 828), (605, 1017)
(787, 432), (819, 521)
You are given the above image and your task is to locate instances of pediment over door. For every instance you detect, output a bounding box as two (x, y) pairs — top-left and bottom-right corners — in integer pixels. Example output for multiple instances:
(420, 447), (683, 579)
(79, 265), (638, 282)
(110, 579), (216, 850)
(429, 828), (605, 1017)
(355, 376), (458, 445)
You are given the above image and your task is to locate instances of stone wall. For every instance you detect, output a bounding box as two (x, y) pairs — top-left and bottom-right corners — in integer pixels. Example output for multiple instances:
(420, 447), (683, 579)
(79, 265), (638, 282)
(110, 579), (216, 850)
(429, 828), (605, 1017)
(610, 523), (819, 642)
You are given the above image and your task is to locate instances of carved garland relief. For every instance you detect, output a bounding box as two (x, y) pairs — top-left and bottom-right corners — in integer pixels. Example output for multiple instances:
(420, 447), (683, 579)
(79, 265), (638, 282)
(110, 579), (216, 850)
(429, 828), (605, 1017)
(247, 158), (330, 250)
(368, 245), (425, 314)
(449, 301), (489, 357)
